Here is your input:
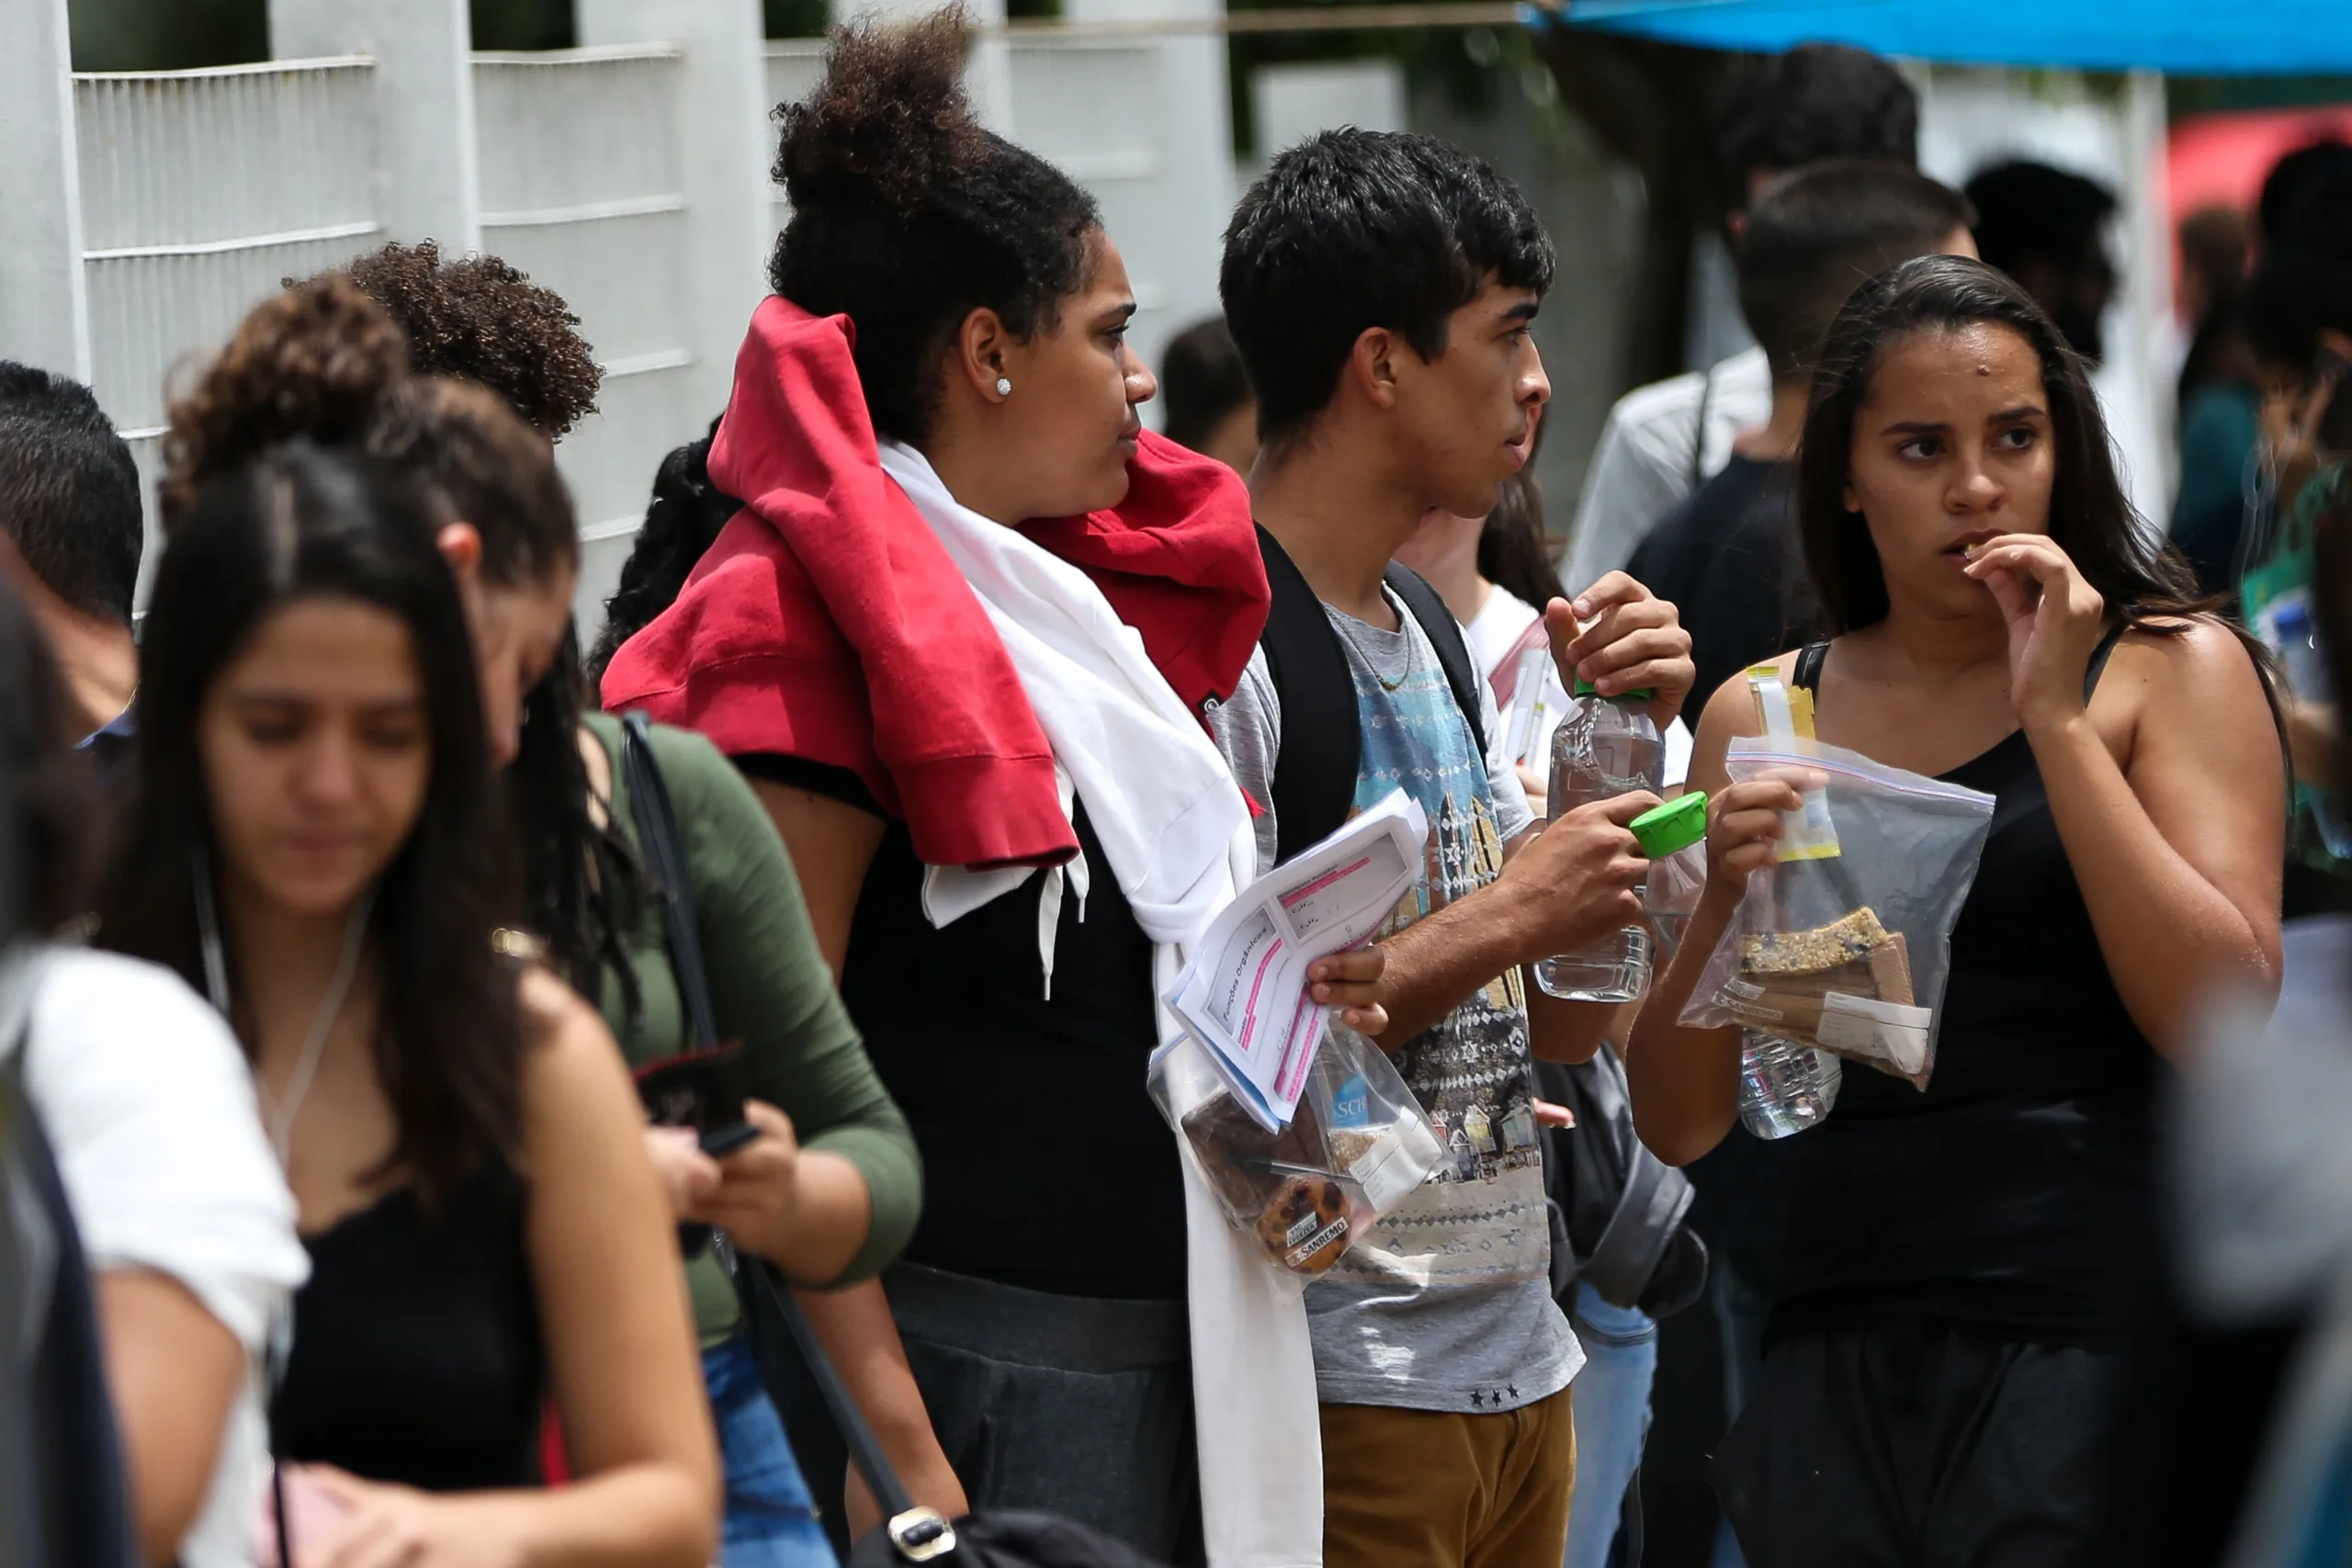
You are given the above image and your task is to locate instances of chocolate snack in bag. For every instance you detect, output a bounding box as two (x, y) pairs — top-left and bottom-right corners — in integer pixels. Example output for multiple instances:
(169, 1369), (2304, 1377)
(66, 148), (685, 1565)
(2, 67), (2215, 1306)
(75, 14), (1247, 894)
(1153, 1025), (1442, 1280)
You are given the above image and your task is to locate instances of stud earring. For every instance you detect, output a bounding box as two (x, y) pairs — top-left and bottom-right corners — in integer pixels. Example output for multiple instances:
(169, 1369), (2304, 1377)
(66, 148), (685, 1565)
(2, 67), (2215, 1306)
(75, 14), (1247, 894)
(995, 377), (1013, 397)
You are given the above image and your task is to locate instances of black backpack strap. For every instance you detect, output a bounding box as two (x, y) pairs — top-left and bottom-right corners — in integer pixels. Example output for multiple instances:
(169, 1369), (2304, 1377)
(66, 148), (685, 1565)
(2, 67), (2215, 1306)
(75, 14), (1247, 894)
(619, 713), (717, 1051)
(1385, 561), (1488, 761)
(1792, 641), (1831, 697)
(1256, 525), (1363, 864)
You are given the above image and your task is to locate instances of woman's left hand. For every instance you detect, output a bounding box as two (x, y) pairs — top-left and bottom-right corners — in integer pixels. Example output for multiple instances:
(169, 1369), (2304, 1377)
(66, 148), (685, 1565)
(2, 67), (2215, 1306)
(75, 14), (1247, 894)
(269, 1465), (519, 1568)
(689, 1099), (804, 1258)
(1963, 534), (2107, 728)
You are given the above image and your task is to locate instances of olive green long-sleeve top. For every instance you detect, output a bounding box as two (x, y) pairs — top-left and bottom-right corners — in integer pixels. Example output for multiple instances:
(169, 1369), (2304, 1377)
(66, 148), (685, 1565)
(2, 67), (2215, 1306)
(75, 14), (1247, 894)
(583, 712), (921, 1345)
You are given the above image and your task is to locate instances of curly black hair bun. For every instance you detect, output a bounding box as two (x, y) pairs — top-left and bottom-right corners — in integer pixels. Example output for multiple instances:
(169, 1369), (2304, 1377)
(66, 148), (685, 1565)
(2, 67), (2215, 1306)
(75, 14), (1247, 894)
(775, 7), (984, 217)
(161, 274), (406, 525)
(332, 241), (602, 440)
(765, 4), (1098, 445)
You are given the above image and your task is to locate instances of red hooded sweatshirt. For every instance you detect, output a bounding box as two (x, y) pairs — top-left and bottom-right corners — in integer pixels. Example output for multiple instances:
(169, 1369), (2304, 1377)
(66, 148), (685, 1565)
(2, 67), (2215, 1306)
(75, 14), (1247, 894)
(600, 298), (1269, 871)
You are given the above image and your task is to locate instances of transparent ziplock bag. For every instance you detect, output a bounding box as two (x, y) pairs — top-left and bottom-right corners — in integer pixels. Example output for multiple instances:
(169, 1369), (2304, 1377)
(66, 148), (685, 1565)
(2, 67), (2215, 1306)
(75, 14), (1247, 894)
(1150, 1025), (1442, 1280)
(1679, 735), (1995, 1089)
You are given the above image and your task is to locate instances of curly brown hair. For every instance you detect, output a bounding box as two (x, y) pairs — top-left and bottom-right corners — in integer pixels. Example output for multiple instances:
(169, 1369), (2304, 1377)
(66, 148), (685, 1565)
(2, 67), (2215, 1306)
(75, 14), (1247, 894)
(159, 275), (410, 525)
(327, 241), (602, 439)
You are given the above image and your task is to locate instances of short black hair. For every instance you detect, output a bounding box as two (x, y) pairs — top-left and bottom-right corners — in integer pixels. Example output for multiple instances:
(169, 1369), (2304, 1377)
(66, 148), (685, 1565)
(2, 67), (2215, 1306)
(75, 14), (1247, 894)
(1160, 317), (1254, 451)
(0, 364), (143, 624)
(1965, 160), (2117, 277)
(1713, 44), (1918, 189)
(1738, 161), (1976, 379)
(2245, 245), (2352, 375)
(1220, 128), (1555, 444)
(771, 10), (1100, 445)
(2258, 140), (2352, 265)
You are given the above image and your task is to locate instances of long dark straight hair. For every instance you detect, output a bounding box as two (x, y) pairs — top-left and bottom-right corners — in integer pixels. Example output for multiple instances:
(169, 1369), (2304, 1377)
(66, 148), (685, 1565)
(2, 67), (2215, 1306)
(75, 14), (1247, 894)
(100, 442), (527, 1203)
(1797, 254), (2208, 637)
(163, 276), (640, 1014)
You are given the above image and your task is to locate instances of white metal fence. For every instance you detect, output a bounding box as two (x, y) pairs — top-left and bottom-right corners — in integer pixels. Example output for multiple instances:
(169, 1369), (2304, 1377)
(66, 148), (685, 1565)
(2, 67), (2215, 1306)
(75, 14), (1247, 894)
(11, 4), (1236, 632)
(72, 56), (383, 599)
(473, 43), (706, 601)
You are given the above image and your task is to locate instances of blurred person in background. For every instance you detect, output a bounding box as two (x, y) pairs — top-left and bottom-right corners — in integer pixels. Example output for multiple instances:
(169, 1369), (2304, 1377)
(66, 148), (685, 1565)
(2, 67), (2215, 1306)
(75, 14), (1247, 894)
(2094, 471), (2352, 1568)
(2169, 205), (2261, 596)
(1966, 161), (2119, 365)
(1629, 255), (2283, 1567)
(105, 330), (718, 1564)
(248, 272), (920, 1568)
(2238, 209), (2352, 919)
(1633, 162), (1978, 709)
(1965, 159), (2176, 536)
(0, 365), (143, 755)
(0, 571), (308, 1568)
(1160, 315), (1260, 477)
(1564, 42), (1919, 595)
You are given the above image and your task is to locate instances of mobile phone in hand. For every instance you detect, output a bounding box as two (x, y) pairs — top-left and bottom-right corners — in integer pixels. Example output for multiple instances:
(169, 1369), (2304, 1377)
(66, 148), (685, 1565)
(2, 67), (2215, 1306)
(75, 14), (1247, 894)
(698, 1121), (760, 1158)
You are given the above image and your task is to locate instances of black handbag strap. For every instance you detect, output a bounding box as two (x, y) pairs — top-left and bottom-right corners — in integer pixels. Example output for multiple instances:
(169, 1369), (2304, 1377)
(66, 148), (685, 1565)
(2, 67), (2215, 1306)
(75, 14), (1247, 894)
(616, 714), (949, 1557)
(619, 713), (718, 1053)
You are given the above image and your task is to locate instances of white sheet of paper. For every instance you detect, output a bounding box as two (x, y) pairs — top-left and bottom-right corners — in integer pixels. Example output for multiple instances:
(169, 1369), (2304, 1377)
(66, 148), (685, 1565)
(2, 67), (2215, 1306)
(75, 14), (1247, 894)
(1166, 790), (1428, 1130)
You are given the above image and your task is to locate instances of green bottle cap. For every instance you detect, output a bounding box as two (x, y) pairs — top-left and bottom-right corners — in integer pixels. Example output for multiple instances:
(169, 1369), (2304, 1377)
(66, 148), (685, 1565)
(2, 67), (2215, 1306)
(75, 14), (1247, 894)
(1572, 677), (1657, 701)
(1630, 791), (1707, 859)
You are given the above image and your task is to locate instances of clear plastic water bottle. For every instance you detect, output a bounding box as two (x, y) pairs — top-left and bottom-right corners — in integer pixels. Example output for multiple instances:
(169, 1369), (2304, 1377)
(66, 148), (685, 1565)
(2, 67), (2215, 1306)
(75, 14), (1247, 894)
(1736, 1033), (1842, 1139)
(2272, 601), (2352, 858)
(1536, 682), (1663, 1001)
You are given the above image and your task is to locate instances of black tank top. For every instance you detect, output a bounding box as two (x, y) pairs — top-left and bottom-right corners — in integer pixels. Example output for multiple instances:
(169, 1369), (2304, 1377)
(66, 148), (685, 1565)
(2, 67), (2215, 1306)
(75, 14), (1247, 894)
(1770, 629), (2158, 1349)
(271, 1160), (545, 1489)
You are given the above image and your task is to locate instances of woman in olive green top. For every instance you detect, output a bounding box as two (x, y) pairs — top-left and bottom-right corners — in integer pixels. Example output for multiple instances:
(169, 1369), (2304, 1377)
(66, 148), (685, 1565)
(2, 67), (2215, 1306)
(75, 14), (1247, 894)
(288, 257), (920, 1566)
(578, 708), (922, 1330)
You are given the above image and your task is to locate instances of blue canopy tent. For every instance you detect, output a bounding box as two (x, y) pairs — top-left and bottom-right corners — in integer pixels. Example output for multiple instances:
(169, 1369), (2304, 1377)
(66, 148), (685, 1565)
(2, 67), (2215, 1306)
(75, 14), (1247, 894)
(1553, 0), (2352, 74)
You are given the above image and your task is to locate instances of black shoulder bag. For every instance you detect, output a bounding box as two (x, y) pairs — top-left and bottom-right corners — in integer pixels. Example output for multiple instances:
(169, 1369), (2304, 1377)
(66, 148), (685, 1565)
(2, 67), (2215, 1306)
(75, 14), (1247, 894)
(616, 714), (1166, 1568)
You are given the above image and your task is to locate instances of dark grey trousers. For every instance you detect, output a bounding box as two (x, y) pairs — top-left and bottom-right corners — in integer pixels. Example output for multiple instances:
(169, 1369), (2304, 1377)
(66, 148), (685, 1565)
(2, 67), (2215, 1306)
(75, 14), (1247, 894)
(771, 1262), (1200, 1564)
(1712, 1325), (2125, 1568)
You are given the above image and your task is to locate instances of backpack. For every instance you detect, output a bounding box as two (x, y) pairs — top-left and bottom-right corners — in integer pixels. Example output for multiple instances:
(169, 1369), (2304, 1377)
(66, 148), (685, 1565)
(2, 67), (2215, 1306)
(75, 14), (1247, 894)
(1536, 1052), (1708, 1318)
(1254, 525), (1486, 859)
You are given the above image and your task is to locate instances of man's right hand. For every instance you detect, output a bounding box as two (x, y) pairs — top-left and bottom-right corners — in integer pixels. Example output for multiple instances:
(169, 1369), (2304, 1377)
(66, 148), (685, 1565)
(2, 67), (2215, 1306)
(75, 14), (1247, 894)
(1499, 791), (1659, 960)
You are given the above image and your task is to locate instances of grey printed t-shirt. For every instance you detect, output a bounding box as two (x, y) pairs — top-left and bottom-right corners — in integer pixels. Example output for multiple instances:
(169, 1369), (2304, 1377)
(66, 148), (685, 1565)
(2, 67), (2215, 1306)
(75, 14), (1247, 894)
(1209, 594), (1582, 1415)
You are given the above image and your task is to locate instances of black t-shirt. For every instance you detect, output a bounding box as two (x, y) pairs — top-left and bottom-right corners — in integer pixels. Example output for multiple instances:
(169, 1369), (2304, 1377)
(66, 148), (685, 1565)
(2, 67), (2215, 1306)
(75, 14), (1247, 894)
(738, 756), (1184, 1301)
(1627, 455), (1813, 708)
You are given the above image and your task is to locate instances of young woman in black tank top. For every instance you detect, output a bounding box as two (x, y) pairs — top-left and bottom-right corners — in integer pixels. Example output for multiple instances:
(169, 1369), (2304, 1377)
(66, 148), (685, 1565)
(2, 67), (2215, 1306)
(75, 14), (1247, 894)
(1629, 256), (2285, 1565)
(97, 339), (718, 1563)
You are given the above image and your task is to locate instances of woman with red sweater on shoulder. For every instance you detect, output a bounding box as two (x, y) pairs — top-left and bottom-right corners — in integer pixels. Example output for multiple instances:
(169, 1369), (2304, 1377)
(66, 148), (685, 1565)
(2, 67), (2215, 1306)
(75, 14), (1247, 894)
(598, 10), (1381, 1564)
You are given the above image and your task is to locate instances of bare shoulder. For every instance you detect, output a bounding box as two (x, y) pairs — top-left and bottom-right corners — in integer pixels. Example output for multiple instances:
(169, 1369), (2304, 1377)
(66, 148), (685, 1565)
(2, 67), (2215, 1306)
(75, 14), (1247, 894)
(514, 965), (638, 1127)
(2105, 616), (2271, 707)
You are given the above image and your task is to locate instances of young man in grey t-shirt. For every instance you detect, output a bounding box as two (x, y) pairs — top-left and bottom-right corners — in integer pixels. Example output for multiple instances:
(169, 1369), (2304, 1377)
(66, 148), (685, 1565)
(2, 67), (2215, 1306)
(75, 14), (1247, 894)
(1216, 129), (1696, 1567)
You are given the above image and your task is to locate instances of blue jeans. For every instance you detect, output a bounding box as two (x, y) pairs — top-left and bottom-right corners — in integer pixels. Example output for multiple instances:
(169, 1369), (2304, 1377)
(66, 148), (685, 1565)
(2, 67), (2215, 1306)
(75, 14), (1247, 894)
(1564, 1283), (1660, 1568)
(705, 1334), (837, 1568)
